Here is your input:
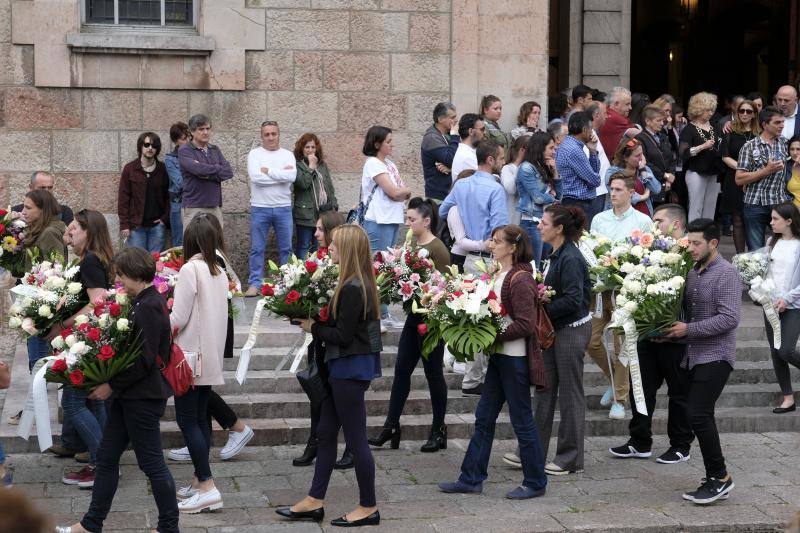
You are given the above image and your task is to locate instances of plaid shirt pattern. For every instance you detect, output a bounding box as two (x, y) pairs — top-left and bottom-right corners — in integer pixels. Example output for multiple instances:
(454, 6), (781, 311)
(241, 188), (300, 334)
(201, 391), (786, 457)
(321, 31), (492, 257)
(738, 135), (789, 206)
(555, 135), (601, 200)
(683, 255), (741, 369)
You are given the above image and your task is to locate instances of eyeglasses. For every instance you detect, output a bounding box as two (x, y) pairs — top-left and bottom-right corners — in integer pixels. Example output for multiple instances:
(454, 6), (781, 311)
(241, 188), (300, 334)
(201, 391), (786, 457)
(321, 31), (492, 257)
(142, 142), (159, 148)
(738, 109), (754, 115)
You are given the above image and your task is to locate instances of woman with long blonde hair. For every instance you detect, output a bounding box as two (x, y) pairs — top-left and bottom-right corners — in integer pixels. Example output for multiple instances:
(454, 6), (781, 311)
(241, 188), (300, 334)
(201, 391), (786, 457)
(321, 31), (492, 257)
(279, 224), (382, 527)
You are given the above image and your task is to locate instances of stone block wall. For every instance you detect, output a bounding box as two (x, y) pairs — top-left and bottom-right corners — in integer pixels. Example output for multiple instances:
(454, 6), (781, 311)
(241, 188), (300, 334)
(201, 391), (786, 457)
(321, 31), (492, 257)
(0, 0), (549, 284)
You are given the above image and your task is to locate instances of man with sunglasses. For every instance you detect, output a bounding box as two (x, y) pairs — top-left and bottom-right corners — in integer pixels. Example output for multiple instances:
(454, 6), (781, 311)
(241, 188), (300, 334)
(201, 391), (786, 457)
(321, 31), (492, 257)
(118, 132), (170, 253)
(11, 171), (74, 226)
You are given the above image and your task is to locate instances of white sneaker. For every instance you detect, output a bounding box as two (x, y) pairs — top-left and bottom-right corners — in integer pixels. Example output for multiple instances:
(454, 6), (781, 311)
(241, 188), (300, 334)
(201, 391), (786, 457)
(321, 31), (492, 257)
(453, 362), (467, 374)
(167, 447), (192, 462)
(178, 488), (223, 514)
(608, 402), (626, 420)
(381, 314), (403, 329)
(502, 453), (522, 468)
(176, 483), (198, 500)
(219, 425), (254, 460)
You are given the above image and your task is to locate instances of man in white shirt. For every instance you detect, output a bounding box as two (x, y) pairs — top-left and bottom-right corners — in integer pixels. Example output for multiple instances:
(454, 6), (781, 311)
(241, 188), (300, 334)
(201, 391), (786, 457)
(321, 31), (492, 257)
(451, 113), (485, 179)
(775, 85), (799, 139)
(245, 120), (297, 296)
(586, 102), (611, 214)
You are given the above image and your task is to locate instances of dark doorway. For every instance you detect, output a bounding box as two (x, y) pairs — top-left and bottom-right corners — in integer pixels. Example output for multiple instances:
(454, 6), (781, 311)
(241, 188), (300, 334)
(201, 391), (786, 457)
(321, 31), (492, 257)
(631, 0), (799, 106)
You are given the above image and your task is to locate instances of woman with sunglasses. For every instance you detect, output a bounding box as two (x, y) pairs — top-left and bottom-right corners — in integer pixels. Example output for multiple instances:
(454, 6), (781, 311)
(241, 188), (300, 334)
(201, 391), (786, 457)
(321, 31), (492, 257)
(721, 100), (761, 253)
(118, 132), (170, 253)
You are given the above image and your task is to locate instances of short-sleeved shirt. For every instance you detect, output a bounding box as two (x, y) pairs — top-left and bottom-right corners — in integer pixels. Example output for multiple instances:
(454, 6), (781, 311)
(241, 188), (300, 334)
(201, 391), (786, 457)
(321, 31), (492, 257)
(362, 157), (404, 225)
(737, 135), (789, 206)
(78, 252), (110, 302)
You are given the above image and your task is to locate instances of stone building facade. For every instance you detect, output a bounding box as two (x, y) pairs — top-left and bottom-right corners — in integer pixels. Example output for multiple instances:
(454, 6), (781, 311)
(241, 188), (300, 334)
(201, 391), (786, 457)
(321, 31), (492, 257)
(0, 0), (550, 279)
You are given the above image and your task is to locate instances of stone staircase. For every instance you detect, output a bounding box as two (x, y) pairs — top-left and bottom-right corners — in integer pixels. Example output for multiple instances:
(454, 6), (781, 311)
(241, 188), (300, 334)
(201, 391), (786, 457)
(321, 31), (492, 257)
(2, 243), (799, 453)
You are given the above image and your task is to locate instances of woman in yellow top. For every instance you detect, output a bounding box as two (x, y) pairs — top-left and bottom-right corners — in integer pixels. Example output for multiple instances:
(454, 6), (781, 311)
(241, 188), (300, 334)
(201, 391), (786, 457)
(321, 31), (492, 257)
(786, 136), (800, 208)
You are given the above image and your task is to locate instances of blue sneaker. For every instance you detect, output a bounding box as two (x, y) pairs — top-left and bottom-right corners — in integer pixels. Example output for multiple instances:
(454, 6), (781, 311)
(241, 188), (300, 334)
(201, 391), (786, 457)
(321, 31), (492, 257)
(600, 386), (614, 407)
(438, 480), (482, 494)
(506, 485), (546, 499)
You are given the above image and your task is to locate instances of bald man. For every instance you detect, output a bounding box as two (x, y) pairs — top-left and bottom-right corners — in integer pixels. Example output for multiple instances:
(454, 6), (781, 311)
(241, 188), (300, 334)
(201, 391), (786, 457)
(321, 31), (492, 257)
(775, 85), (799, 139)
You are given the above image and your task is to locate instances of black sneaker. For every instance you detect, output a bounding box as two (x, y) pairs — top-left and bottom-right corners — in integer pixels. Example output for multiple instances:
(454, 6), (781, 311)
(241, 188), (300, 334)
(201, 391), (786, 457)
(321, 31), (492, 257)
(657, 448), (690, 464)
(462, 384), (482, 396)
(682, 477), (734, 504)
(609, 444), (651, 458)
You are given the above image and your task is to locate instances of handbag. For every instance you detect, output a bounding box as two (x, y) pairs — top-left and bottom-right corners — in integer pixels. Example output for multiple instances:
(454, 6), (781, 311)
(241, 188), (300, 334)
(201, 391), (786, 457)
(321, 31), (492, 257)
(158, 325), (194, 397)
(346, 183), (379, 226)
(537, 302), (555, 350)
(296, 355), (329, 405)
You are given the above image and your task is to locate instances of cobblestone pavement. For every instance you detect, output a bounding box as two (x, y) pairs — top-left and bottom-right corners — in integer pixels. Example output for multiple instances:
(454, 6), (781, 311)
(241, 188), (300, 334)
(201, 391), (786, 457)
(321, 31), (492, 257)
(4, 433), (799, 532)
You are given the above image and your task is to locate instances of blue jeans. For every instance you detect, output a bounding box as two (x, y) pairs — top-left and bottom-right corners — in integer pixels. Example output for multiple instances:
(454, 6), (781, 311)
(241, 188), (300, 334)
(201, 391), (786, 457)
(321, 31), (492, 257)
(170, 202), (183, 247)
(248, 206), (293, 287)
(61, 387), (107, 465)
(174, 385), (212, 482)
(27, 335), (50, 372)
(294, 224), (317, 260)
(459, 354), (548, 491)
(363, 220), (399, 318)
(127, 224), (166, 253)
(742, 203), (773, 251)
(520, 219), (544, 269)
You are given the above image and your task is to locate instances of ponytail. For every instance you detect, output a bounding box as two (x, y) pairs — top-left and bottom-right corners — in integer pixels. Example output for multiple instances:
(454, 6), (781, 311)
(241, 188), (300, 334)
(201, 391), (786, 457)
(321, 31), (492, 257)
(407, 197), (439, 231)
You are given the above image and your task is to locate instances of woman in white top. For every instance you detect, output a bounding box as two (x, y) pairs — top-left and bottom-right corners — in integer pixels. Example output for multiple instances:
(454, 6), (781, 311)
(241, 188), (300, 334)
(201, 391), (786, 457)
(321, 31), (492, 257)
(360, 126), (411, 326)
(765, 203), (800, 414)
(171, 214), (230, 513)
(500, 136), (527, 226)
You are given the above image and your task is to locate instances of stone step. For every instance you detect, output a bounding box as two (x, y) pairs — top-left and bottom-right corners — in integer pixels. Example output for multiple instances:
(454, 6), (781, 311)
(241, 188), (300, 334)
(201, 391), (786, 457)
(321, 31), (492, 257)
(154, 383), (799, 422)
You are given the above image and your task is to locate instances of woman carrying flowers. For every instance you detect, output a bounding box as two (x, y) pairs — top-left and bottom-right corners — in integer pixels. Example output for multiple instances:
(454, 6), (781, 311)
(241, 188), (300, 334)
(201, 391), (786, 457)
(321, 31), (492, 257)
(56, 247), (178, 533)
(369, 197), (450, 453)
(49, 210), (115, 486)
(439, 225), (548, 500)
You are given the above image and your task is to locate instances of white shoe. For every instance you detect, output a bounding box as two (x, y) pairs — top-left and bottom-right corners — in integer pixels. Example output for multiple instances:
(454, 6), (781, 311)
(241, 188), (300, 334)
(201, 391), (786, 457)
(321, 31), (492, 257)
(608, 402), (626, 420)
(219, 425), (254, 460)
(452, 362), (466, 374)
(502, 453), (522, 468)
(167, 447), (192, 462)
(178, 488), (223, 514)
(176, 483), (198, 500)
(381, 314), (403, 329)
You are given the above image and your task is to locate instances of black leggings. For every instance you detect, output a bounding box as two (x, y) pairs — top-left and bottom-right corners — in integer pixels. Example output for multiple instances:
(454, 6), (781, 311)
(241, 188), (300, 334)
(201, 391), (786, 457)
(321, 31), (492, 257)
(309, 378), (375, 506)
(207, 389), (238, 431)
(385, 314), (447, 428)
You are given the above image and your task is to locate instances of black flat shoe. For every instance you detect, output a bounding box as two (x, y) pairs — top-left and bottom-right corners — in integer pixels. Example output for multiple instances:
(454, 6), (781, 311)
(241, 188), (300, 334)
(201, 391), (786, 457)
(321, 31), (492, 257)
(773, 404), (797, 414)
(330, 511), (380, 527)
(334, 450), (354, 470)
(275, 506), (324, 522)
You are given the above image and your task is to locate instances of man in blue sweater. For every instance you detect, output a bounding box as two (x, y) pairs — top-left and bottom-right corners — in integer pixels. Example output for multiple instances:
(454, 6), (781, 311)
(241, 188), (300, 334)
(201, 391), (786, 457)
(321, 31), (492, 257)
(421, 102), (460, 200)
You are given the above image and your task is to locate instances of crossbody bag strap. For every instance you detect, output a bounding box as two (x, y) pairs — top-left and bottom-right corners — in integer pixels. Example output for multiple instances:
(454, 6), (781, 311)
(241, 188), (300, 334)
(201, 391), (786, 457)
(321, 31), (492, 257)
(363, 182), (380, 210)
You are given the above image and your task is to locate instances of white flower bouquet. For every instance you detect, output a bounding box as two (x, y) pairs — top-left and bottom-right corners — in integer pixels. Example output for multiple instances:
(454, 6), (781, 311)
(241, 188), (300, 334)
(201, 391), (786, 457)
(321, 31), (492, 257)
(734, 248), (781, 348)
(732, 249), (770, 285)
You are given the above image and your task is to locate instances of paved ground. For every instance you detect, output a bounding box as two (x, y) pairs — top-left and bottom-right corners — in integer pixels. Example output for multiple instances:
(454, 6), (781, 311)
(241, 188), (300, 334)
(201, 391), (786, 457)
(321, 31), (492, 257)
(3, 433), (799, 532)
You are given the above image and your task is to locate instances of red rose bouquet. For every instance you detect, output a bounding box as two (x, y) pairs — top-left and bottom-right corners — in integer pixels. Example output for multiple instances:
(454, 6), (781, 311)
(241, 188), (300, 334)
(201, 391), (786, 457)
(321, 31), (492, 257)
(375, 229), (438, 313)
(44, 289), (142, 390)
(260, 249), (339, 319)
(0, 207), (29, 276)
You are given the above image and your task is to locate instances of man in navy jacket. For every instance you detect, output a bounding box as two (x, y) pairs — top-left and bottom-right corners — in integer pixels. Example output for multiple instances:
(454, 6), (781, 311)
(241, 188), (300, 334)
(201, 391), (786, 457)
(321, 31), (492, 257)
(421, 102), (460, 200)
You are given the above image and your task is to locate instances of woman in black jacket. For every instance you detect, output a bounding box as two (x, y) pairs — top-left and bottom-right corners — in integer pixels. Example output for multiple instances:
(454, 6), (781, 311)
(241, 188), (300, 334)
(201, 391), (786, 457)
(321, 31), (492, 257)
(277, 224), (382, 528)
(533, 204), (593, 476)
(56, 247), (178, 533)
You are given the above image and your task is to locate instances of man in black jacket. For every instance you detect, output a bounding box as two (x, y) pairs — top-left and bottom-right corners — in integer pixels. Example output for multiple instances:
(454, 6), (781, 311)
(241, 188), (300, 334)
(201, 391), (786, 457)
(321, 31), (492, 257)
(636, 105), (676, 206)
(11, 171), (74, 225)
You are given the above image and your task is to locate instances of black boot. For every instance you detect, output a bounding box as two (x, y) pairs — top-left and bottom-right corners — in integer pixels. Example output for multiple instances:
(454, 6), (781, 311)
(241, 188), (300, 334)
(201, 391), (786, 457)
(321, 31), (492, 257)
(334, 448), (354, 470)
(367, 425), (401, 449)
(420, 425), (447, 453)
(293, 438), (318, 467)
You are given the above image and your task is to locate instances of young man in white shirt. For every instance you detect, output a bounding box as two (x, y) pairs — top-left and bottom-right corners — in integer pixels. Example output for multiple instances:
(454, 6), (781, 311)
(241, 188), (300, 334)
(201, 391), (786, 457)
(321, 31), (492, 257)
(451, 113), (485, 179)
(245, 121), (297, 296)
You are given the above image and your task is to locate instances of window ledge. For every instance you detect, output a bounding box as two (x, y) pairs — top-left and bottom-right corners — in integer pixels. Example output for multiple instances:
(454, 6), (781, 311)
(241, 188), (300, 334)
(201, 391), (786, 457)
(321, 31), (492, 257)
(66, 29), (215, 56)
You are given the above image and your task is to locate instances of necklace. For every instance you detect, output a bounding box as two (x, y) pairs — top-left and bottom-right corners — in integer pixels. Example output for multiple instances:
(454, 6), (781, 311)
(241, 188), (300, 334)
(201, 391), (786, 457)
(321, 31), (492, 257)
(693, 122), (716, 145)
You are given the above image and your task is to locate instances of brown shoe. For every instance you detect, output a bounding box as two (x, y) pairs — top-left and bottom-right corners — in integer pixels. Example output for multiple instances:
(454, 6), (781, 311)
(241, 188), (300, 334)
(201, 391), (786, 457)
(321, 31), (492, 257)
(244, 286), (259, 298)
(75, 451), (90, 463)
(47, 445), (78, 458)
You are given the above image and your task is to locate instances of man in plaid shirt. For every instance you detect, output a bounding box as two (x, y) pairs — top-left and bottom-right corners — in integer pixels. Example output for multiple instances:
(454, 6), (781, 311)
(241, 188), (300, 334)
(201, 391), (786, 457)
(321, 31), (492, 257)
(665, 219), (741, 505)
(736, 106), (789, 250)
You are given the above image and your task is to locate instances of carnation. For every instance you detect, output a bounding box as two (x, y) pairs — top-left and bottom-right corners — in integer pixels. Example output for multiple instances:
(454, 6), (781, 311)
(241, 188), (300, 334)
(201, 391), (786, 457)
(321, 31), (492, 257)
(74, 315), (89, 326)
(67, 282), (82, 295)
(69, 341), (89, 356)
(64, 334), (77, 348)
(116, 318), (129, 332)
(38, 304), (52, 318)
(8, 316), (21, 328)
(51, 336), (65, 350)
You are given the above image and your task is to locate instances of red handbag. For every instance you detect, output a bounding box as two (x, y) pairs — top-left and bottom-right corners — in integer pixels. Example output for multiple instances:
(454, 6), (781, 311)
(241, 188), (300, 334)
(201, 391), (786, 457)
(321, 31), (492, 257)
(157, 308), (194, 397)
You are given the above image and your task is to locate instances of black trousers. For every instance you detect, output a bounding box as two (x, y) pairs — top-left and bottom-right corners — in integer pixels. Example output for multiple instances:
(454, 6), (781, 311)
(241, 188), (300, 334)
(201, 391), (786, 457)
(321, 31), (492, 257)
(628, 340), (693, 453)
(686, 361), (731, 479)
(82, 399), (178, 533)
(207, 389), (238, 431)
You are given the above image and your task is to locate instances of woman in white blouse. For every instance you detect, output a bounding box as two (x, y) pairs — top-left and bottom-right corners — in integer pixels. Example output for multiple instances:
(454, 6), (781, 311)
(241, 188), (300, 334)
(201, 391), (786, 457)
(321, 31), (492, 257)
(765, 203), (800, 414)
(500, 137), (527, 226)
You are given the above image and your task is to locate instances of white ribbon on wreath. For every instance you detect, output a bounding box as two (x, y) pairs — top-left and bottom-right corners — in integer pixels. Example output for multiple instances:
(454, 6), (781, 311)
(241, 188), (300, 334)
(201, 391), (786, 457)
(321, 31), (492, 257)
(17, 356), (57, 452)
(606, 310), (647, 416)
(748, 275), (781, 350)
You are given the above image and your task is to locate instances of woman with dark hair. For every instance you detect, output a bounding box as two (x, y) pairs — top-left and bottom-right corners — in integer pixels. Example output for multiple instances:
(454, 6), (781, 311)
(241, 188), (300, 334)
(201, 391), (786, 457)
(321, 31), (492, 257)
(52, 210), (114, 488)
(510, 101), (542, 140)
(164, 123), (191, 247)
(369, 198), (450, 453)
(278, 224), (383, 527)
(118, 131), (170, 253)
(56, 247), (178, 533)
(480, 95), (509, 151)
(721, 100), (760, 253)
(764, 203), (800, 413)
(628, 92), (651, 128)
(532, 205), (592, 475)
(361, 126), (411, 331)
(606, 137), (662, 216)
(293, 133), (338, 259)
(171, 214), (229, 513)
(439, 225), (548, 500)
(746, 91), (765, 112)
(516, 132), (559, 266)
(785, 136), (800, 208)
(21, 189), (67, 369)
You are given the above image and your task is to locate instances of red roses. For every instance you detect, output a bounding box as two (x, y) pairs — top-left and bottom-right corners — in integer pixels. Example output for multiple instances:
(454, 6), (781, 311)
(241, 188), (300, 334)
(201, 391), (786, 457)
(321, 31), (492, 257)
(261, 284), (275, 296)
(304, 260), (318, 274)
(318, 305), (329, 322)
(417, 323), (428, 336)
(97, 345), (115, 361)
(86, 327), (101, 342)
(109, 303), (122, 317)
(69, 370), (85, 386)
(285, 290), (301, 305)
(51, 359), (67, 373)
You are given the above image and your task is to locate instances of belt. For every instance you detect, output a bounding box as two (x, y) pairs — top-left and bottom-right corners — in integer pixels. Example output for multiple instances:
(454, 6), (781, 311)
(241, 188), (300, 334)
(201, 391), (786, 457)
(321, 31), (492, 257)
(468, 251), (491, 258)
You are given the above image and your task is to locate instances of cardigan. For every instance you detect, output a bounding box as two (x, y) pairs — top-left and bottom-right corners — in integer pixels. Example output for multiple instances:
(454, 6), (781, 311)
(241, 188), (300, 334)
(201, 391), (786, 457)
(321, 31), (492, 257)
(543, 241), (591, 330)
(311, 279), (382, 362)
(495, 262), (547, 390)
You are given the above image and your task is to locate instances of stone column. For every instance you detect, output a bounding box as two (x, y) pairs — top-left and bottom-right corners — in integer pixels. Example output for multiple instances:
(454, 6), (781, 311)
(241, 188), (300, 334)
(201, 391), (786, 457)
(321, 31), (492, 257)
(580, 0), (631, 91)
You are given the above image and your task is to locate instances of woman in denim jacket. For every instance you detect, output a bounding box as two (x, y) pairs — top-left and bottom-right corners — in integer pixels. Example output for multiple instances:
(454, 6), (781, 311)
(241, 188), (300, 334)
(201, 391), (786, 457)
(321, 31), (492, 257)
(516, 132), (559, 267)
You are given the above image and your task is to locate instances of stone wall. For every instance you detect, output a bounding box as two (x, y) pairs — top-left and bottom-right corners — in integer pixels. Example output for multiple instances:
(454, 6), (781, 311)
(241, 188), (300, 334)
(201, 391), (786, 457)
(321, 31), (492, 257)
(0, 0), (549, 283)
